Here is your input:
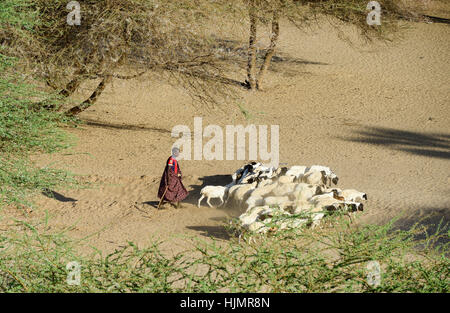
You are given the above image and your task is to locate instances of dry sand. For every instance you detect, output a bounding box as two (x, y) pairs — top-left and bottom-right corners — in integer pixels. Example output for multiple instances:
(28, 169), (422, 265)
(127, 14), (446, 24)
(6, 10), (449, 255)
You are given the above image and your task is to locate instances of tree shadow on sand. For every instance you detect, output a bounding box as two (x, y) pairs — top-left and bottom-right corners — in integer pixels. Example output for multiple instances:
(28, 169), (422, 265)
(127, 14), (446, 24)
(82, 119), (172, 134)
(212, 37), (328, 66)
(390, 207), (449, 249)
(207, 37), (328, 88)
(185, 225), (231, 240)
(342, 126), (450, 159)
(42, 189), (77, 202)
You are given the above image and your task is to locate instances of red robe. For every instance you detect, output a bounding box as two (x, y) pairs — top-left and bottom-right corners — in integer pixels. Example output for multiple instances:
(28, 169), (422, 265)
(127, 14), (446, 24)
(157, 156), (188, 202)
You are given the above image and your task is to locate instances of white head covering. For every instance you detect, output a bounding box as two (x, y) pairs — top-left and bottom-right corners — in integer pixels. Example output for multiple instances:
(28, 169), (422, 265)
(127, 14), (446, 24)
(171, 147), (180, 160)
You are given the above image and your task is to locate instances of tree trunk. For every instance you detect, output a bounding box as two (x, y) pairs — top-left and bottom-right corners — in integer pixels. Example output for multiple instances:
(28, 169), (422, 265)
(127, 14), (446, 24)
(59, 74), (84, 98)
(65, 75), (112, 116)
(64, 53), (124, 116)
(246, 3), (258, 90)
(45, 67), (85, 98)
(34, 69), (86, 111)
(60, 49), (109, 99)
(256, 9), (280, 90)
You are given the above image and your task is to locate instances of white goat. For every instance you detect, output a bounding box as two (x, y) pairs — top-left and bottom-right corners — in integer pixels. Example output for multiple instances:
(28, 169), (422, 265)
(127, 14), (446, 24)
(277, 175), (295, 184)
(247, 180), (278, 200)
(309, 192), (337, 204)
(312, 197), (364, 212)
(306, 165), (339, 185)
(295, 183), (323, 201)
(230, 181), (258, 205)
(264, 196), (290, 208)
(300, 170), (327, 186)
(198, 182), (235, 208)
(257, 178), (274, 189)
(274, 166), (288, 177)
(239, 206), (268, 226)
(311, 212), (326, 228)
(286, 166), (307, 179)
(257, 166), (275, 180)
(248, 221), (267, 233)
(271, 182), (297, 197)
(341, 189), (368, 202)
(245, 195), (265, 210)
(293, 199), (315, 214)
(231, 162), (261, 184)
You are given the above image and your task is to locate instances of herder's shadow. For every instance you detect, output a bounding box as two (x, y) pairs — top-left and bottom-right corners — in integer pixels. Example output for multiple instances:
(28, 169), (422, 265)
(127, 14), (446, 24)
(142, 200), (160, 209)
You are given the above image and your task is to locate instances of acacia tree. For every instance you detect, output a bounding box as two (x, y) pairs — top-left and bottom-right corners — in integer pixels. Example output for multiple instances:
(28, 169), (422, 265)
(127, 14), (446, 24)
(1, 0), (246, 115)
(2, 0), (422, 106)
(243, 0), (417, 90)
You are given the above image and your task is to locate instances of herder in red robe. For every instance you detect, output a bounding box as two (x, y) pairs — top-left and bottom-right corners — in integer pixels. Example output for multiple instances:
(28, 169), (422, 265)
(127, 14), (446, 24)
(157, 147), (188, 209)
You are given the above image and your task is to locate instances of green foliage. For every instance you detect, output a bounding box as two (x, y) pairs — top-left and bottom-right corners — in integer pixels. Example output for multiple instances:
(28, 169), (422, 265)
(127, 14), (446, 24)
(0, 53), (78, 208)
(1, 214), (447, 292)
(0, 0), (36, 29)
(0, 58), (72, 154)
(0, 157), (78, 208)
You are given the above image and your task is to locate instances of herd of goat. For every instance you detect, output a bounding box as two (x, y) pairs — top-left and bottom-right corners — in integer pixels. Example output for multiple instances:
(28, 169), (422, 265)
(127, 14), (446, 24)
(198, 162), (367, 233)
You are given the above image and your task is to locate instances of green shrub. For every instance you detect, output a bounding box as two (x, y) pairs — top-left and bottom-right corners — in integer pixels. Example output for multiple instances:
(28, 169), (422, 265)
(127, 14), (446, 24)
(1, 214), (447, 293)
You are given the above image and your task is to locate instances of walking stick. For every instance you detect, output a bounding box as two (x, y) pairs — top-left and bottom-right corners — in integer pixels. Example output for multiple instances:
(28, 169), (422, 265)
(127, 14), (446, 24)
(157, 185), (169, 210)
